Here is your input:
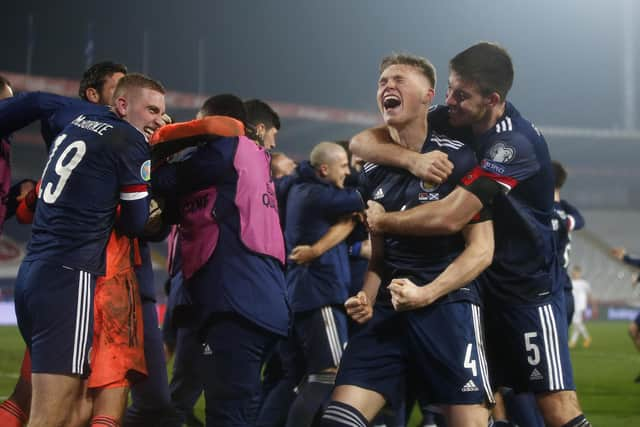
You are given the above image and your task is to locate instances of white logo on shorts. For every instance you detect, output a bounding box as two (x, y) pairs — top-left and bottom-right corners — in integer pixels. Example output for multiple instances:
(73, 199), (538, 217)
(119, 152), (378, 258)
(530, 368), (544, 381)
(461, 380), (479, 392)
(203, 344), (213, 356)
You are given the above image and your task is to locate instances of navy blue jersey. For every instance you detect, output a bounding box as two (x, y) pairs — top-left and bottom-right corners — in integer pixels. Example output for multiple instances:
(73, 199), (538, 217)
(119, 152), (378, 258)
(285, 161), (364, 312)
(24, 112), (150, 275)
(360, 130), (481, 305)
(552, 200), (585, 290)
(441, 103), (558, 304)
(0, 92), (109, 149)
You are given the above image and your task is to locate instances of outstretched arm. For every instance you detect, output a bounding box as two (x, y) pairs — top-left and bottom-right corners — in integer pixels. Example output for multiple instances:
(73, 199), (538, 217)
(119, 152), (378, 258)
(388, 220), (494, 310)
(350, 127), (453, 183)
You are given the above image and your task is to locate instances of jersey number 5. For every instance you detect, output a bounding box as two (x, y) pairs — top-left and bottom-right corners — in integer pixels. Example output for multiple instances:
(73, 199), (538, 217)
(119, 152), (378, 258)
(39, 134), (87, 204)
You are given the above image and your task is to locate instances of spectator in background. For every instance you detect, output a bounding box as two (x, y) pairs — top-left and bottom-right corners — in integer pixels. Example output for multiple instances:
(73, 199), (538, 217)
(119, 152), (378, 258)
(569, 266), (593, 349)
(611, 246), (640, 381)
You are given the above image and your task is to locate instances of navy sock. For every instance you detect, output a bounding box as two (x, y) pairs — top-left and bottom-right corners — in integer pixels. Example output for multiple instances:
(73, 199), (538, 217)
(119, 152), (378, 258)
(320, 401), (368, 427)
(286, 379), (334, 427)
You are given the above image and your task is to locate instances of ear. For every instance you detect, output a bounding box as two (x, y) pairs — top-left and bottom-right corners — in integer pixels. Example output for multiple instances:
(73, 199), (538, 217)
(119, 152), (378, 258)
(423, 87), (435, 105)
(486, 92), (501, 107)
(85, 88), (100, 104)
(114, 96), (128, 118)
(256, 123), (266, 138)
(319, 164), (329, 177)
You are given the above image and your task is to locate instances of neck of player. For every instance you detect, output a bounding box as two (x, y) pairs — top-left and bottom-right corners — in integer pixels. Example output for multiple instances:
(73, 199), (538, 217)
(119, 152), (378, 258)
(387, 116), (428, 153)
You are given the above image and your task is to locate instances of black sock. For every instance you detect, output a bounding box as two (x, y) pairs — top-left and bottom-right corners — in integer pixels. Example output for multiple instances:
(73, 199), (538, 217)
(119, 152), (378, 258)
(320, 401), (368, 427)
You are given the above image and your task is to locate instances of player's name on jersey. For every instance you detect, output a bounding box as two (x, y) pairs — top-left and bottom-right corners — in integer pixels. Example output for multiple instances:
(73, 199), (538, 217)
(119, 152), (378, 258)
(70, 115), (114, 136)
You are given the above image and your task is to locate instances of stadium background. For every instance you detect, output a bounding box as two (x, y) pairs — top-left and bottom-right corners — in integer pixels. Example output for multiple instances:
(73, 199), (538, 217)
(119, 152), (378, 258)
(0, 0), (639, 424)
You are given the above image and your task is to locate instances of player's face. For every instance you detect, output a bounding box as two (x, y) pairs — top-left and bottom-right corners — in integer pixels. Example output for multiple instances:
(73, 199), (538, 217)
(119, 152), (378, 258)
(325, 150), (350, 189)
(262, 126), (278, 151)
(445, 71), (489, 127)
(98, 72), (125, 105)
(377, 64), (433, 127)
(122, 88), (166, 139)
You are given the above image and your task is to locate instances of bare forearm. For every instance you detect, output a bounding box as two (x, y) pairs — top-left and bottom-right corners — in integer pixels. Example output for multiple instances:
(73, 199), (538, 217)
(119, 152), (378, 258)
(424, 221), (494, 301)
(373, 187), (482, 236)
(311, 216), (357, 255)
(350, 127), (413, 169)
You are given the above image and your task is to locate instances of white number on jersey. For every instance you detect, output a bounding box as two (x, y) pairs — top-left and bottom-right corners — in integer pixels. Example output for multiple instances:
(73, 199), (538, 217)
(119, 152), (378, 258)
(40, 133), (87, 204)
(524, 332), (541, 366)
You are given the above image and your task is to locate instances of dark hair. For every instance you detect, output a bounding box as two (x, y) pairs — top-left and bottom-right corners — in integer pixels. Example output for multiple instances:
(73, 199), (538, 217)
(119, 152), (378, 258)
(0, 74), (12, 90)
(380, 53), (436, 89)
(79, 61), (128, 101)
(552, 160), (567, 189)
(199, 94), (247, 123)
(244, 99), (280, 130)
(449, 42), (514, 101)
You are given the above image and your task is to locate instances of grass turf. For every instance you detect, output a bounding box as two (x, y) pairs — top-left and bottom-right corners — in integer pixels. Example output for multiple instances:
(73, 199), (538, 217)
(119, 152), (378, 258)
(1, 321), (639, 425)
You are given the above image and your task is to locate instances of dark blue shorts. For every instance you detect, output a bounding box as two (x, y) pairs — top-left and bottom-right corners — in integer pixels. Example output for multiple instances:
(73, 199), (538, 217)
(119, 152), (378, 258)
(336, 302), (493, 407)
(293, 305), (348, 374)
(14, 260), (95, 377)
(484, 293), (575, 393)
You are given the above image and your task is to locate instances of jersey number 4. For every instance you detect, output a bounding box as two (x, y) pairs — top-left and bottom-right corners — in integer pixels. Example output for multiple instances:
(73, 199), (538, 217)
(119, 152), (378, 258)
(39, 134), (87, 204)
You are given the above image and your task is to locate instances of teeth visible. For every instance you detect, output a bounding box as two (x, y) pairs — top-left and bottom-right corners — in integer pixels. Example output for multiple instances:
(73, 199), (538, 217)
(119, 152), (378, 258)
(383, 94), (401, 109)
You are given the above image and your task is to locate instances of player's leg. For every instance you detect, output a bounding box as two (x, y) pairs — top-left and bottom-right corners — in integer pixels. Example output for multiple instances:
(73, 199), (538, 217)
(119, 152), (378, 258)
(164, 325), (204, 427)
(319, 304), (406, 426)
(487, 295), (589, 427)
(628, 314), (640, 352)
(0, 349), (32, 427)
(22, 262), (95, 427)
(29, 373), (86, 427)
(90, 384), (129, 427)
(286, 306), (349, 427)
(408, 302), (492, 427)
(124, 299), (173, 426)
(201, 313), (278, 426)
(256, 336), (305, 427)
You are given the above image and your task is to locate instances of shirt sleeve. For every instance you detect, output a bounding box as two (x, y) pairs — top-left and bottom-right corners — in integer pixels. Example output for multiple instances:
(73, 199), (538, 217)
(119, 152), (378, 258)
(473, 131), (540, 193)
(116, 131), (150, 202)
(0, 92), (74, 138)
(315, 186), (364, 219)
(560, 199), (585, 231)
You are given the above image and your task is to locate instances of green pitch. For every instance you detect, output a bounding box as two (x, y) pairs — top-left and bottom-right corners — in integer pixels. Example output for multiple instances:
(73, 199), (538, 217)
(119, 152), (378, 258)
(1, 321), (639, 425)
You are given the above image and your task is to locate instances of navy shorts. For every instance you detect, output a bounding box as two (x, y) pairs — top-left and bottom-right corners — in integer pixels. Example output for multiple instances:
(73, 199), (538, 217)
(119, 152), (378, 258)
(484, 293), (575, 393)
(293, 305), (348, 374)
(336, 302), (493, 408)
(14, 260), (95, 377)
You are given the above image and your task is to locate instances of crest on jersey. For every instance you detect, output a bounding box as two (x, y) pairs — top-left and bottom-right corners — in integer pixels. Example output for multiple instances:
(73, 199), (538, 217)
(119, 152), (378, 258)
(140, 160), (151, 182)
(419, 181), (440, 192)
(488, 142), (515, 163)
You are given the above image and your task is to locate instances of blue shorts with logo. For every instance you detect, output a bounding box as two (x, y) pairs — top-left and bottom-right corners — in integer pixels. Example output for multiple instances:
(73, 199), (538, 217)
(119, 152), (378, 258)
(293, 305), (348, 374)
(335, 301), (493, 408)
(484, 291), (575, 393)
(14, 260), (95, 377)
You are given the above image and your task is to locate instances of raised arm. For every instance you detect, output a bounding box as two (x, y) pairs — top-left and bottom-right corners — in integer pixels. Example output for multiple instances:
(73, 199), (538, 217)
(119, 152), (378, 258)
(350, 126), (453, 183)
(388, 219), (494, 310)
